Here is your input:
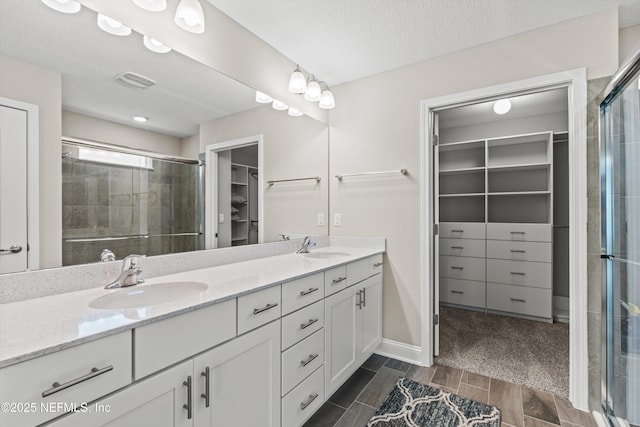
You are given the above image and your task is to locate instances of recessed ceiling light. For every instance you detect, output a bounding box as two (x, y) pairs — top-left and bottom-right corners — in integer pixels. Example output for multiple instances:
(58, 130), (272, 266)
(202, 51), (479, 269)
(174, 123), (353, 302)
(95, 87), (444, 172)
(174, 0), (205, 34)
(288, 107), (303, 117)
(41, 0), (81, 14)
(97, 13), (132, 37)
(133, 116), (148, 122)
(143, 36), (171, 53)
(272, 100), (288, 111)
(132, 0), (167, 12)
(255, 91), (273, 104)
(493, 99), (511, 115)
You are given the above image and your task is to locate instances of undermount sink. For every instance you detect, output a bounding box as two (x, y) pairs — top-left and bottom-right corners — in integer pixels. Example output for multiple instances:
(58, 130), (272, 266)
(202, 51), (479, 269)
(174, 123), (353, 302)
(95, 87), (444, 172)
(302, 251), (351, 259)
(89, 281), (208, 309)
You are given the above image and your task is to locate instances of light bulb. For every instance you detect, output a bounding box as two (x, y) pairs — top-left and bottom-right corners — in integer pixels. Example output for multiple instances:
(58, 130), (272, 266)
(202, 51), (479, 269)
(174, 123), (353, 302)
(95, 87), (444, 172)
(41, 0), (81, 14)
(97, 13), (132, 36)
(319, 89), (335, 109)
(493, 99), (511, 115)
(143, 36), (171, 53)
(272, 100), (288, 111)
(288, 107), (303, 117)
(133, 116), (148, 122)
(288, 67), (306, 94)
(175, 0), (205, 34)
(255, 91), (273, 104)
(304, 80), (321, 102)
(132, 0), (167, 12)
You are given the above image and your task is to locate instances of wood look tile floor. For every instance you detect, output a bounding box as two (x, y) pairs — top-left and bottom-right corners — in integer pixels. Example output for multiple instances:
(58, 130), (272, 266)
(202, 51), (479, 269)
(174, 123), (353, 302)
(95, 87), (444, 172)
(302, 355), (597, 427)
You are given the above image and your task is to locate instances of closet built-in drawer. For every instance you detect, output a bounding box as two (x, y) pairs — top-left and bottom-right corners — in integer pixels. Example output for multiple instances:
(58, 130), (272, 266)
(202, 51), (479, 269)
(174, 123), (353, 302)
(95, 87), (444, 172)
(0, 332), (132, 427)
(440, 238), (486, 258)
(439, 277), (485, 308)
(324, 265), (348, 297)
(282, 366), (324, 427)
(487, 282), (552, 319)
(237, 285), (282, 335)
(486, 259), (551, 289)
(439, 255), (485, 282)
(282, 299), (324, 350)
(486, 223), (552, 242)
(135, 299), (236, 379)
(282, 329), (324, 396)
(282, 273), (324, 315)
(347, 255), (382, 286)
(440, 222), (486, 240)
(487, 240), (552, 263)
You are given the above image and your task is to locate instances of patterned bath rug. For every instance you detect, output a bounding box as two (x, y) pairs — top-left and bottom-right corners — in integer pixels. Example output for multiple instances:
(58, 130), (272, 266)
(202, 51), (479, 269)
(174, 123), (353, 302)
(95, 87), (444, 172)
(367, 378), (500, 427)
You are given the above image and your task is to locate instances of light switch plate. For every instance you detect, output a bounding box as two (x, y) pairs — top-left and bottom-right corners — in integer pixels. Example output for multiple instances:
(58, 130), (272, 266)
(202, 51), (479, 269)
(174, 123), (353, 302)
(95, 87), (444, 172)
(334, 213), (342, 226)
(317, 213), (324, 226)
(218, 213), (224, 223)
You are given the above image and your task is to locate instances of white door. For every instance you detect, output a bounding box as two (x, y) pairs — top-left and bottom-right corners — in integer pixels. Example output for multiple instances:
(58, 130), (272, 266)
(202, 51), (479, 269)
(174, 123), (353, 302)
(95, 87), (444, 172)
(324, 285), (358, 396)
(0, 105), (28, 273)
(358, 275), (383, 364)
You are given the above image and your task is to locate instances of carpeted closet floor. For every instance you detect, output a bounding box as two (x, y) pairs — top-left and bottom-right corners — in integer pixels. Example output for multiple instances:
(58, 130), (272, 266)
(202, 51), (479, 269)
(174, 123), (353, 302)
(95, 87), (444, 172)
(437, 305), (570, 397)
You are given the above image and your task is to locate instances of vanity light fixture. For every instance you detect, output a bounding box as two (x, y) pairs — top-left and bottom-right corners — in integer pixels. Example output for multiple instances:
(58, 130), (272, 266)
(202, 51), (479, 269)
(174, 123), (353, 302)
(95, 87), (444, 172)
(255, 91), (273, 104)
(132, 0), (167, 12)
(304, 77), (321, 102)
(493, 99), (511, 115)
(319, 87), (336, 110)
(288, 107), (303, 117)
(133, 115), (148, 122)
(174, 0), (205, 34)
(97, 13), (132, 36)
(41, 0), (81, 14)
(272, 99), (288, 111)
(143, 35), (171, 53)
(288, 65), (307, 94)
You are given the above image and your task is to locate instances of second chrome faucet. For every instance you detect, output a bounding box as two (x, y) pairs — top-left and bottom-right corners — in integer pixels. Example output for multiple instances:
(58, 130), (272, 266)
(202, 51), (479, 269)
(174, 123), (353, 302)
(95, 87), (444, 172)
(104, 254), (145, 289)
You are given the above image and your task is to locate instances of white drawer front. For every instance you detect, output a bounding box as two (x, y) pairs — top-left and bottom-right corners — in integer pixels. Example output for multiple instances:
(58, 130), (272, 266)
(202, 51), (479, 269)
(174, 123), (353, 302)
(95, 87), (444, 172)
(135, 299), (236, 379)
(486, 259), (552, 289)
(0, 332), (131, 427)
(324, 265), (348, 296)
(440, 222), (486, 240)
(487, 240), (552, 263)
(486, 223), (552, 242)
(487, 282), (552, 319)
(282, 300), (325, 350)
(237, 285), (282, 335)
(370, 253), (383, 275)
(347, 257), (372, 286)
(439, 255), (486, 281)
(282, 366), (324, 427)
(282, 329), (325, 396)
(440, 238), (486, 258)
(282, 273), (324, 315)
(439, 277), (485, 308)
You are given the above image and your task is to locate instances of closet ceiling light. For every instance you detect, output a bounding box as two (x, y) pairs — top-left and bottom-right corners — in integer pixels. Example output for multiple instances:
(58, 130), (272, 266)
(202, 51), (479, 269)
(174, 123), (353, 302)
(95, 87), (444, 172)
(493, 99), (511, 115)
(288, 107), (303, 117)
(143, 36), (171, 53)
(174, 0), (205, 34)
(132, 0), (167, 12)
(288, 66), (307, 94)
(255, 91), (273, 104)
(97, 13), (132, 36)
(304, 79), (321, 102)
(319, 89), (336, 110)
(272, 99), (288, 111)
(41, 0), (81, 14)
(133, 115), (148, 122)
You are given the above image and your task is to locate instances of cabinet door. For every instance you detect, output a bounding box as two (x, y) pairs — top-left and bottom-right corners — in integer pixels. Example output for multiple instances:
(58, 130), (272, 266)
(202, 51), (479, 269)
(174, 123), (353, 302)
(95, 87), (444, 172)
(193, 320), (281, 427)
(324, 285), (358, 397)
(47, 360), (193, 427)
(358, 274), (383, 364)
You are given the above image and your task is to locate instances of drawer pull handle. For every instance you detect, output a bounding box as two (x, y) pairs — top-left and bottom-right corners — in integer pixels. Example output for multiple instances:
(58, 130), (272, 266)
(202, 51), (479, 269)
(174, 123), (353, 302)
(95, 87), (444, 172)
(253, 303), (278, 315)
(450, 246), (464, 250)
(450, 266), (464, 270)
(300, 287), (319, 296)
(201, 367), (210, 408)
(300, 318), (319, 330)
(183, 375), (193, 420)
(300, 353), (319, 367)
(373, 262), (383, 267)
(451, 229), (464, 233)
(332, 276), (347, 284)
(510, 231), (526, 235)
(451, 290), (464, 294)
(300, 393), (319, 410)
(361, 287), (366, 307)
(510, 298), (526, 303)
(42, 365), (113, 397)
(510, 250), (526, 253)
(510, 272), (526, 276)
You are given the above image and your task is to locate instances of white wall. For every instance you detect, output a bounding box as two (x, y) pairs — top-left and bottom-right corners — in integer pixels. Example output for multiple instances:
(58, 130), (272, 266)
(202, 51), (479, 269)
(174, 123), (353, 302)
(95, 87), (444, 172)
(329, 9), (619, 346)
(0, 55), (62, 269)
(180, 134), (200, 160)
(620, 24), (640, 64)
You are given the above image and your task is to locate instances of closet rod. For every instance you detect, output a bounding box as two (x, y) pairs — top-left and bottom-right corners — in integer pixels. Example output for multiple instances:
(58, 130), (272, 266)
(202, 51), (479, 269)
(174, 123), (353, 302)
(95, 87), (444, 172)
(335, 169), (408, 182)
(267, 176), (321, 185)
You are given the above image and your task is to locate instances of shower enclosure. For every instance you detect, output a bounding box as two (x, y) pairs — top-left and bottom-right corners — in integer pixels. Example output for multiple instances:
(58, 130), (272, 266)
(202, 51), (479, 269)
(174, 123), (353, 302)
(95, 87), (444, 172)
(600, 48), (640, 427)
(62, 139), (204, 266)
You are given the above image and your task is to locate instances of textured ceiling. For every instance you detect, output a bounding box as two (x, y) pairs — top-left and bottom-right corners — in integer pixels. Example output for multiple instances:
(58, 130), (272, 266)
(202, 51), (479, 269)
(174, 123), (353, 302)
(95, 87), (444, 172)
(208, 0), (640, 86)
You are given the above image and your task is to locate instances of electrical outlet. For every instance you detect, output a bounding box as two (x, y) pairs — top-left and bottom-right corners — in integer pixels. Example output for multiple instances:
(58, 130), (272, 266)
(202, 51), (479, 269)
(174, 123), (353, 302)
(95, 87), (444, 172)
(334, 213), (342, 226)
(317, 213), (324, 226)
(218, 213), (225, 223)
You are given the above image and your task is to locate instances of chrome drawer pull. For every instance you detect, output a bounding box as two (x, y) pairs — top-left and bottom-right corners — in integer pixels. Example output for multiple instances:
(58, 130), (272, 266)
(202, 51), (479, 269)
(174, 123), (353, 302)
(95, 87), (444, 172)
(201, 367), (210, 408)
(361, 287), (366, 307)
(510, 231), (526, 235)
(183, 376), (192, 420)
(356, 290), (363, 309)
(450, 266), (464, 270)
(510, 250), (526, 253)
(510, 298), (526, 303)
(300, 393), (319, 410)
(450, 246), (464, 250)
(300, 287), (319, 296)
(332, 276), (347, 284)
(253, 303), (278, 315)
(510, 272), (526, 276)
(451, 229), (463, 233)
(42, 365), (113, 397)
(451, 290), (464, 294)
(300, 318), (319, 330)
(373, 262), (383, 267)
(300, 353), (319, 367)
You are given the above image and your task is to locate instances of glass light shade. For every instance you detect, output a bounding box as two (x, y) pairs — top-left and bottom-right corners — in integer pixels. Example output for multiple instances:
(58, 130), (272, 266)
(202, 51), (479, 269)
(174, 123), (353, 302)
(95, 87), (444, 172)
(288, 107), (303, 117)
(97, 14), (132, 36)
(143, 36), (171, 53)
(133, 116), (148, 122)
(493, 99), (511, 115)
(132, 0), (167, 12)
(41, 0), (81, 14)
(304, 80), (321, 102)
(174, 0), (205, 34)
(288, 69), (307, 94)
(319, 89), (335, 109)
(272, 100), (288, 111)
(255, 91), (273, 104)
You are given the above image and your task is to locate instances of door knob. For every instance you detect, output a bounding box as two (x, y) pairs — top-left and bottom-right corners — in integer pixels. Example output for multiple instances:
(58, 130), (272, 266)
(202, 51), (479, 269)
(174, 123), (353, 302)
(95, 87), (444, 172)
(0, 245), (22, 255)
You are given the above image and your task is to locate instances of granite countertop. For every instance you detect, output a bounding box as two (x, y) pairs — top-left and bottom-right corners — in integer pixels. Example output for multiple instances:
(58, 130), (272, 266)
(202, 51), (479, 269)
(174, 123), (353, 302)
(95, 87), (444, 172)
(0, 246), (383, 369)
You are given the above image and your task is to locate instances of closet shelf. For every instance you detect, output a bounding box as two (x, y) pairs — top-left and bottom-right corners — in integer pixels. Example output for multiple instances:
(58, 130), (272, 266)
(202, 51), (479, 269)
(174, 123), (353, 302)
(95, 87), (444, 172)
(231, 182), (248, 186)
(439, 193), (485, 198)
(439, 167), (485, 175)
(232, 219), (248, 223)
(488, 191), (551, 196)
(487, 162), (550, 172)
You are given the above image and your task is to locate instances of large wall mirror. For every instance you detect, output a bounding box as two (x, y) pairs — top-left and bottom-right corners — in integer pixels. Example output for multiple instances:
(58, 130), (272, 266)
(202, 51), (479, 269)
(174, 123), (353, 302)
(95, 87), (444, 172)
(0, 0), (328, 273)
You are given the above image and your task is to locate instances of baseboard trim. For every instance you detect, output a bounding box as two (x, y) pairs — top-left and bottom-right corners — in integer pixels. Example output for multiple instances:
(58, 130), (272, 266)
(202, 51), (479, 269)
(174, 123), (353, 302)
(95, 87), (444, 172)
(375, 338), (425, 366)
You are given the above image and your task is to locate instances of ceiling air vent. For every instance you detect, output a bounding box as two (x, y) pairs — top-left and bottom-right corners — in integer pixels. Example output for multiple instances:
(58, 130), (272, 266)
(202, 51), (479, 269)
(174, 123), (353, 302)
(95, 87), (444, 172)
(114, 72), (156, 89)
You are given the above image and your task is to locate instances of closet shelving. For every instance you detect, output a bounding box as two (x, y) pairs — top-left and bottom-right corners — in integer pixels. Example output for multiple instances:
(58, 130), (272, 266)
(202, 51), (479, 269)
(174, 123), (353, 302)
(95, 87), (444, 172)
(231, 163), (249, 245)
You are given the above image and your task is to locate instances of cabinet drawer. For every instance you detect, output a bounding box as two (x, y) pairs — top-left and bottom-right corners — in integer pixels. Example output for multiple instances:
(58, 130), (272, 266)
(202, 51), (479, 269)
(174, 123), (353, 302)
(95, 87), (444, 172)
(282, 329), (325, 396)
(347, 255), (382, 286)
(439, 255), (485, 281)
(370, 253), (383, 275)
(440, 238), (486, 258)
(440, 222), (485, 240)
(486, 223), (552, 242)
(282, 366), (324, 427)
(487, 282), (552, 319)
(486, 259), (551, 289)
(487, 240), (552, 263)
(282, 299), (325, 350)
(439, 277), (485, 308)
(237, 285), (282, 335)
(282, 273), (324, 315)
(135, 299), (236, 379)
(324, 265), (348, 296)
(0, 332), (131, 427)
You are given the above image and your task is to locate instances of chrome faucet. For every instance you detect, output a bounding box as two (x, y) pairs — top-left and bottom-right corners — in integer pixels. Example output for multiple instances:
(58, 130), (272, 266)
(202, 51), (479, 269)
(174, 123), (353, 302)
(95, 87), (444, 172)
(296, 236), (316, 254)
(105, 254), (145, 289)
(100, 249), (116, 262)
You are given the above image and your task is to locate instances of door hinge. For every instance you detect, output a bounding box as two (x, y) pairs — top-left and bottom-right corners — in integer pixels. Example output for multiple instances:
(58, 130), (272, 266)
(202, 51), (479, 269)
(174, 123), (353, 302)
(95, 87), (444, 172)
(433, 134), (439, 146)
(433, 224), (438, 235)
(434, 314), (439, 325)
